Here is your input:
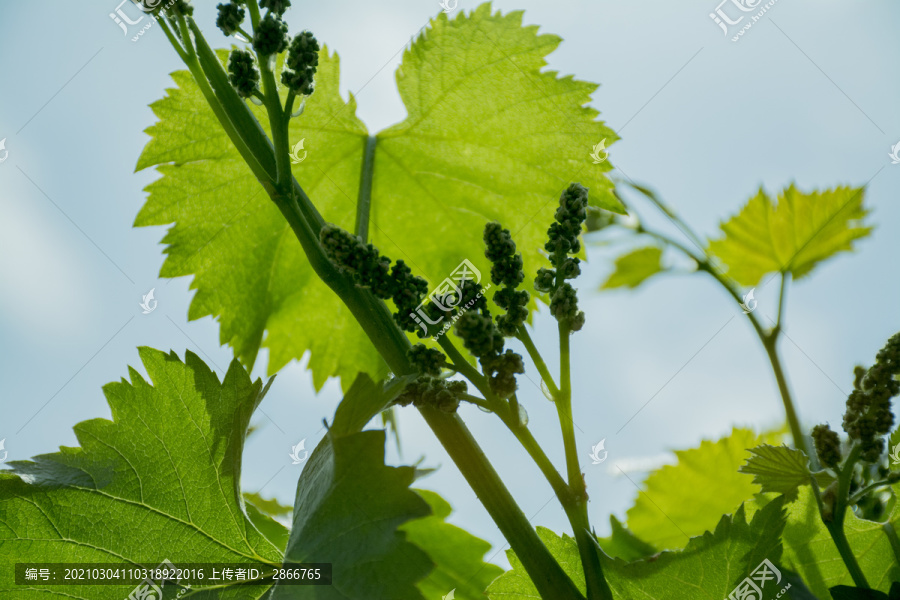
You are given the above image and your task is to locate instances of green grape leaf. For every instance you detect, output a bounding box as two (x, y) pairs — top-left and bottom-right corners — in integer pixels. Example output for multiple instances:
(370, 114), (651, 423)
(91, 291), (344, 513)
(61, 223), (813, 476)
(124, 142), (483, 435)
(740, 444), (813, 499)
(243, 492), (293, 552)
(594, 515), (657, 561)
(779, 485), (900, 597)
(400, 489), (504, 600)
(0, 355), (502, 599)
(244, 498), (291, 553)
(330, 373), (415, 437)
(625, 428), (778, 551)
(488, 498), (790, 600)
(243, 491), (293, 517)
(600, 246), (665, 289)
(708, 185), (871, 287)
(273, 371), (502, 599)
(135, 2), (623, 390)
(0, 348), (282, 599)
(270, 429), (433, 600)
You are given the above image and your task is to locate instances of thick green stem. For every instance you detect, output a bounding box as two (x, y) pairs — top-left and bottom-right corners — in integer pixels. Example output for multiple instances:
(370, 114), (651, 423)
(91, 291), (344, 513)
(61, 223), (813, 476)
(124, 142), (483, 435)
(824, 522), (870, 589)
(258, 59), (290, 189)
(419, 409), (586, 599)
(246, 0), (261, 30)
(822, 444), (870, 589)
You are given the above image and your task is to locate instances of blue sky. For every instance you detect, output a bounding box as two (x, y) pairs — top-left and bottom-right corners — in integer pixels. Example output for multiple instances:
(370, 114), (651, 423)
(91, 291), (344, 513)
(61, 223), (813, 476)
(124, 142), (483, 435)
(1, 0), (899, 569)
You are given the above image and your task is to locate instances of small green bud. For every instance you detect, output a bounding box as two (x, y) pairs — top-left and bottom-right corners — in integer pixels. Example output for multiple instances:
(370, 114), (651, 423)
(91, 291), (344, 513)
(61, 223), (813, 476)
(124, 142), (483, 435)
(455, 311), (502, 358)
(534, 268), (556, 293)
(227, 49), (259, 98)
(550, 283), (583, 329)
(260, 0), (291, 15)
(408, 344), (446, 377)
(395, 375), (466, 413)
(559, 257), (581, 280)
(282, 31), (320, 95)
(216, 2), (245, 36)
(253, 13), (288, 56)
(165, 0), (193, 17)
(812, 424), (842, 469)
(483, 350), (525, 399)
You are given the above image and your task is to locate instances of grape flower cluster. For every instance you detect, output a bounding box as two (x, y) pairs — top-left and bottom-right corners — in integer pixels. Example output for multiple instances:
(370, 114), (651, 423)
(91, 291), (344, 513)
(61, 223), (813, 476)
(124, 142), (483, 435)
(216, 0), (320, 99)
(812, 331), (900, 468)
(536, 183), (589, 333)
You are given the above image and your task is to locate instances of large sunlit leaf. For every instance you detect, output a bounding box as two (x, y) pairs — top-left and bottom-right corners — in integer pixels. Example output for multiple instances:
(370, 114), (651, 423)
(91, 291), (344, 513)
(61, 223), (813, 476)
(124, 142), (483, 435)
(487, 498), (793, 600)
(0, 348), (282, 599)
(707, 185), (871, 287)
(625, 428), (779, 550)
(135, 2), (623, 390)
(370, 3), (624, 290)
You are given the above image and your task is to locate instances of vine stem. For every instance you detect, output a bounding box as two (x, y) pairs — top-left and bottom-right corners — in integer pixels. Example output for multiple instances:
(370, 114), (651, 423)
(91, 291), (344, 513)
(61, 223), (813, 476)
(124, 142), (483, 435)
(883, 522), (900, 567)
(159, 15), (585, 600)
(760, 334), (806, 459)
(445, 334), (618, 598)
(634, 218), (809, 456)
(356, 136), (377, 241)
(557, 326), (582, 496)
(848, 478), (898, 506)
(558, 323), (612, 600)
(517, 325), (560, 398)
(823, 443), (870, 588)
